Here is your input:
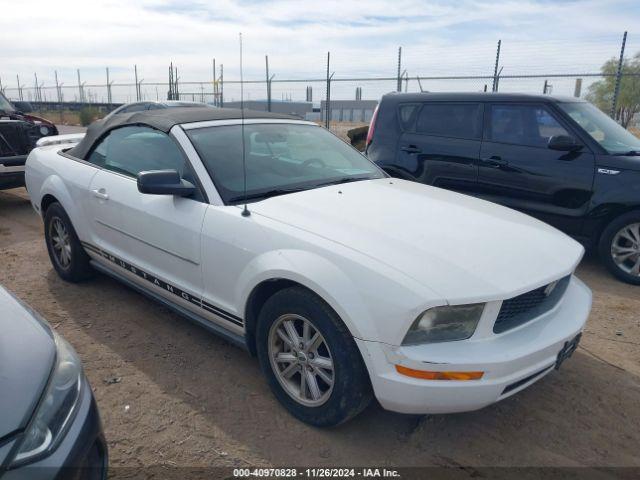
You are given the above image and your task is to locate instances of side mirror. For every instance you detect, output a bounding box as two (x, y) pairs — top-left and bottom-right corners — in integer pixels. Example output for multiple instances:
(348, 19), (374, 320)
(548, 135), (582, 152)
(137, 170), (195, 197)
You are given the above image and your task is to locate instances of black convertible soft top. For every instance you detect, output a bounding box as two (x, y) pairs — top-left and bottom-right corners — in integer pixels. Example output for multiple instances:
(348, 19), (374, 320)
(69, 107), (296, 160)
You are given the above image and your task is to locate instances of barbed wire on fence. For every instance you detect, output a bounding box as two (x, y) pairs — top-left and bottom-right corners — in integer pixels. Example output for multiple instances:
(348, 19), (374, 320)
(1, 31), (636, 127)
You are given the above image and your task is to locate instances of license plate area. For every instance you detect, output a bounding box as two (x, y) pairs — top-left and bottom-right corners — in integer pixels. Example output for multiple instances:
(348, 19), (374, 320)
(555, 332), (581, 370)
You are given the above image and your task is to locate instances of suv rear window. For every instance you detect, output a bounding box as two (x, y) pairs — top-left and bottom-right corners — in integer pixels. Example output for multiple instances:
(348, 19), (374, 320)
(406, 103), (482, 140)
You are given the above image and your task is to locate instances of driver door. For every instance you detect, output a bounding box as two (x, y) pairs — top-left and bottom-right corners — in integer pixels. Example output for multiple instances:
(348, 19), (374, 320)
(84, 126), (207, 310)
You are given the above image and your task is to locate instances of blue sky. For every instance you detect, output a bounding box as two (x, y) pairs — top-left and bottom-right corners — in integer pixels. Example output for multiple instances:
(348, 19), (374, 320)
(1, 0), (639, 102)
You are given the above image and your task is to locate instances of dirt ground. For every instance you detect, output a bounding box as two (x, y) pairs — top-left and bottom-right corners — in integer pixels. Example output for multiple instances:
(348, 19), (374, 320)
(1, 185), (639, 476)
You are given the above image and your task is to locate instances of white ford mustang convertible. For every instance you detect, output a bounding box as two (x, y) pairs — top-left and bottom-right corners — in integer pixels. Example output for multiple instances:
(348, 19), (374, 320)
(26, 108), (592, 426)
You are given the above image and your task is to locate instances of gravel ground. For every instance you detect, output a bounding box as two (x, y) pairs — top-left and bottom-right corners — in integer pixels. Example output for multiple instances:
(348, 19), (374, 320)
(1, 169), (639, 474)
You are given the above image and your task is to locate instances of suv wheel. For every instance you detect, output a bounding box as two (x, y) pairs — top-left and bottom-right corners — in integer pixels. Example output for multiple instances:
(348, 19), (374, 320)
(256, 287), (372, 426)
(44, 202), (93, 282)
(598, 211), (640, 285)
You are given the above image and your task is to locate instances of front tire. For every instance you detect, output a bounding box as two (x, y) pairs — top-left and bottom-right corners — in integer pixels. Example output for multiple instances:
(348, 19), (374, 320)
(256, 287), (372, 426)
(44, 202), (93, 282)
(598, 211), (640, 285)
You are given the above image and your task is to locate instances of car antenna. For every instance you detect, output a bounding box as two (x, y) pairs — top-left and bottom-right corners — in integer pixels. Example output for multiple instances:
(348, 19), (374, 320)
(239, 32), (250, 217)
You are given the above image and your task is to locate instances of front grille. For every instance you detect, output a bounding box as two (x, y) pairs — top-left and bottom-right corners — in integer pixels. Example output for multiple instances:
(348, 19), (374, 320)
(493, 275), (571, 334)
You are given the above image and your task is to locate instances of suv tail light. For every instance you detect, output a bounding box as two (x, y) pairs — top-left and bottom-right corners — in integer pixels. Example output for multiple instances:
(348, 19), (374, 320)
(365, 105), (379, 148)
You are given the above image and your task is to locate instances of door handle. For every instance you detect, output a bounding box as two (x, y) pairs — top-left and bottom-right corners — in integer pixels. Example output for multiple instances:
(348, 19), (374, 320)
(92, 189), (109, 200)
(401, 145), (422, 154)
(480, 156), (508, 168)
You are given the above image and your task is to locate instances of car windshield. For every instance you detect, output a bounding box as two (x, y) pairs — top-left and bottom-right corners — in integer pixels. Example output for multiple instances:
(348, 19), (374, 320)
(186, 123), (385, 203)
(558, 101), (640, 155)
(0, 93), (15, 113)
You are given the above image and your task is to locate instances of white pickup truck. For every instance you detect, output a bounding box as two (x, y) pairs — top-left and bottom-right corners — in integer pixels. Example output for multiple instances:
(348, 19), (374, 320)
(25, 107), (592, 426)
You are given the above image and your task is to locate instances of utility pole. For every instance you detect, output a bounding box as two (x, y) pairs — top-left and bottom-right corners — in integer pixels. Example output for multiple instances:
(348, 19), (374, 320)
(492, 40), (501, 92)
(611, 31), (628, 120)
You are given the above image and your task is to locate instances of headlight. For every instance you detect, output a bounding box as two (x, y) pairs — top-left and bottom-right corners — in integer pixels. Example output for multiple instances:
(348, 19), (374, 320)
(39, 125), (50, 136)
(402, 303), (485, 345)
(11, 333), (83, 467)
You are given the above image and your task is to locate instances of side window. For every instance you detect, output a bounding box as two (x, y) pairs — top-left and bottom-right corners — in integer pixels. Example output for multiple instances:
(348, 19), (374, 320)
(87, 126), (190, 179)
(415, 103), (482, 140)
(398, 103), (420, 131)
(489, 104), (570, 147)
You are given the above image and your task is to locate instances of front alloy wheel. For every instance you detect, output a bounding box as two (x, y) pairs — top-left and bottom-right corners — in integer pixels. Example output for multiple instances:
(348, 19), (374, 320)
(256, 287), (372, 426)
(268, 314), (335, 407)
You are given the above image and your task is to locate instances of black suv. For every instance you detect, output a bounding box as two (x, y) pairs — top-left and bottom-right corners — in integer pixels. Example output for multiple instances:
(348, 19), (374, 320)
(367, 92), (640, 285)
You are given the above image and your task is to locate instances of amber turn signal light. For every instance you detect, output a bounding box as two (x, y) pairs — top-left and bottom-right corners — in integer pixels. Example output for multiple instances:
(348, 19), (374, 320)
(395, 365), (484, 381)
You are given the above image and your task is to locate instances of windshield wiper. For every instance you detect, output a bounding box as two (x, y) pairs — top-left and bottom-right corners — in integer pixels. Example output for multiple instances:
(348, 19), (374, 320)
(230, 186), (308, 203)
(620, 150), (640, 156)
(315, 176), (372, 188)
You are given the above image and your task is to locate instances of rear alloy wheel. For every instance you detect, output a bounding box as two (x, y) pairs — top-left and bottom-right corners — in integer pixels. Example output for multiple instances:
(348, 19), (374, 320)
(44, 202), (93, 282)
(599, 212), (640, 285)
(50, 217), (72, 270)
(256, 287), (372, 426)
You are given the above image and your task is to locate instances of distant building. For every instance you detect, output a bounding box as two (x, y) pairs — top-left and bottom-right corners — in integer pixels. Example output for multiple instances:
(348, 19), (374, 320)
(222, 100), (313, 119)
(320, 100), (378, 123)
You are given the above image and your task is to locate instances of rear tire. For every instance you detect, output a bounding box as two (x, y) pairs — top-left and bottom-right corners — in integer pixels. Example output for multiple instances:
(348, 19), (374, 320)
(44, 202), (93, 282)
(256, 287), (372, 427)
(598, 210), (640, 285)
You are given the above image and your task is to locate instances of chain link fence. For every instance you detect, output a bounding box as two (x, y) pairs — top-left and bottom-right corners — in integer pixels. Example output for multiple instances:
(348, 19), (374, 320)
(1, 32), (638, 132)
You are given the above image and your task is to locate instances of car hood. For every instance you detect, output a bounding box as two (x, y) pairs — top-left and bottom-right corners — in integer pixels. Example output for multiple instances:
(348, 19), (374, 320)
(250, 178), (584, 302)
(0, 287), (55, 442)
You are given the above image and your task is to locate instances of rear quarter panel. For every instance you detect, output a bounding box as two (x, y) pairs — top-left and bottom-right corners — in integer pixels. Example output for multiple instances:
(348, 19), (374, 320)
(25, 147), (98, 241)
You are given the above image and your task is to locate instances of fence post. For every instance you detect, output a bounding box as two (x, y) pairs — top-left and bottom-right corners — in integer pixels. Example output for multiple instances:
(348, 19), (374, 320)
(610, 31), (627, 120)
(325, 52), (330, 129)
(17, 75), (23, 100)
(265, 55), (270, 111)
(220, 64), (224, 107)
(574, 78), (582, 98)
(492, 40), (501, 92)
(211, 58), (218, 105)
(106, 67), (112, 104)
(134, 65), (139, 101)
(396, 47), (402, 92)
(77, 69), (83, 103)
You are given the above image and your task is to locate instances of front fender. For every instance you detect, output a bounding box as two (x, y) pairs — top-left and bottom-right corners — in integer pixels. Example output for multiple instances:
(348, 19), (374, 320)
(237, 249), (374, 340)
(236, 248), (435, 344)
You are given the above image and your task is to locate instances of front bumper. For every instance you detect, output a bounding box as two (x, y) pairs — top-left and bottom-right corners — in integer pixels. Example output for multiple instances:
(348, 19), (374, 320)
(3, 376), (108, 480)
(357, 276), (592, 415)
(0, 155), (27, 190)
